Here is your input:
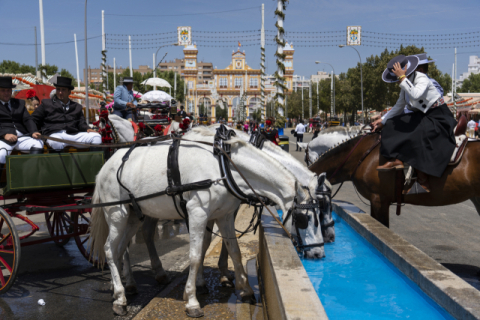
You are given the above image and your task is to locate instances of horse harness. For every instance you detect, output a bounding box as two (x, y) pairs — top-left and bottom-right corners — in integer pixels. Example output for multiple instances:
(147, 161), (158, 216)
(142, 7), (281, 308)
(249, 130), (333, 253)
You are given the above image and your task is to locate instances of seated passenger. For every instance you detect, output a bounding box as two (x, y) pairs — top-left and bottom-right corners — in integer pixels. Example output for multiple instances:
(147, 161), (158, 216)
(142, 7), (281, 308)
(0, 77), (43, 165)
(32, 77), (101, 151)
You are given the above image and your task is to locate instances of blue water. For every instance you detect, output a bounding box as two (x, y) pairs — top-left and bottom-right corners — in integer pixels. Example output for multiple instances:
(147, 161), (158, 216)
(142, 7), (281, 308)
(278, 210), (454, 320)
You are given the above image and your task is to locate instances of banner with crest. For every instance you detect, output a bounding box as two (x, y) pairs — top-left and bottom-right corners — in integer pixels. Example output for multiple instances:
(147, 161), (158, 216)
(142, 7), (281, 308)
(346, 26), (361, 46)
(177, 26), (192, 46)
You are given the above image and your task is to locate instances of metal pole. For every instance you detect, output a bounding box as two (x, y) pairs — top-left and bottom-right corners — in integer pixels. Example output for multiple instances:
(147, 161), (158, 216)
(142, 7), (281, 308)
(331, 71), (333, 119)
(153, 53), (156, 91)
(174, 72), (177, 99)
(129, 35), (133, 77)
(454, 48), (457, 115)
(301, 82), (304, 119)
(316, 81), (319, 116)
(74, 34), (80, 89)
(113, 57), (116, 89)
(309, 80), (312, 119)
(34, 27), (38, 78)
(84, 0), (89, 124)
(101, 10), (105, 51)
(39, 0), (46, 82)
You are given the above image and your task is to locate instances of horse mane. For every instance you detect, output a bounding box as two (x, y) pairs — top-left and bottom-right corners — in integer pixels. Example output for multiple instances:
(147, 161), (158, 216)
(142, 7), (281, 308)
(321, 126), (349, 135)
(309, 133), (364, 167)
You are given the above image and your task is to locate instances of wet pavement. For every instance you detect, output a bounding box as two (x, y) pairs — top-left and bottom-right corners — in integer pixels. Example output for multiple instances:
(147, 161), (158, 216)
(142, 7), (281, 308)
(0, 220), (191, 320)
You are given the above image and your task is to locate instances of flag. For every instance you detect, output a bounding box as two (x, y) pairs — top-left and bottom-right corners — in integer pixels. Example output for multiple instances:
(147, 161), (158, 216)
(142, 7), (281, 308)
(238, 41), (241, 47)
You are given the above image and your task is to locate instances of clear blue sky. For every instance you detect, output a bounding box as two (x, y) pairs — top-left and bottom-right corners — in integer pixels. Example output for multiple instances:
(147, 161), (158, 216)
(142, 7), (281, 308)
(1, 0), (479, 82)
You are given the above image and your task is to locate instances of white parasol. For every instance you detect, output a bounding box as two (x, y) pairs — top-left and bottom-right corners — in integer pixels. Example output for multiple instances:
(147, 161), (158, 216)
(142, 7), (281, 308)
(141, 90), (173, 102)
(141, 78), (172, 88)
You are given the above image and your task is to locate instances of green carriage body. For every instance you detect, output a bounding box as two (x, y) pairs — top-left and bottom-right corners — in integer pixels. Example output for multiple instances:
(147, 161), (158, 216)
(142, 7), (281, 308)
(3, 152), (104, 196)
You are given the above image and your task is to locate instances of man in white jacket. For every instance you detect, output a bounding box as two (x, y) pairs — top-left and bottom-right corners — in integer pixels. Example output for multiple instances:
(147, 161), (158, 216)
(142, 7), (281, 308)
(295, 120), (306, 151)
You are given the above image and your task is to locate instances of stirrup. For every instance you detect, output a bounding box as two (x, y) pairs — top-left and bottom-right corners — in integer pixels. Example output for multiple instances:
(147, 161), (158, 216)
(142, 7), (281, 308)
(406, 181), (430, 195)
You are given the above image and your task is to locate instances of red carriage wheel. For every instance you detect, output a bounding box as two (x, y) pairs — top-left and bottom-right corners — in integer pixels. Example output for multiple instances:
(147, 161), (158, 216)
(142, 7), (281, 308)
(0, 208), (21, 294)
(72, 211), (101, 267)
(44, 211), (74, 246)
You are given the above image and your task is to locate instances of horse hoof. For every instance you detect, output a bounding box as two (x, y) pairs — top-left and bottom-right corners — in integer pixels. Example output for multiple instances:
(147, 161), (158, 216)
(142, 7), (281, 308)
(155, 274), (171, 285)
(220, 276), (234, 288)
(125, 285), (138, 295)
(185, 307), (204, 318)
(112, 304), (128, 316)
(196, 285), (209, 295)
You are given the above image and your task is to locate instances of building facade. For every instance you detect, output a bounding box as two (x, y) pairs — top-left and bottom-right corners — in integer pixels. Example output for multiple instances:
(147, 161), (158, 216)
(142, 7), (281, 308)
(157, 59), (213, 82)
(83, 65), (153, 89)
(182, 43), (295, 123)
(458, 55), (480, 87)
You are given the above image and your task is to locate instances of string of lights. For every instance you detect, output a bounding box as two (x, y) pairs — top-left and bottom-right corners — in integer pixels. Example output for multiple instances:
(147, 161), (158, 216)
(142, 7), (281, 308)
(364, 30), (480, 37)
(0, 35), (101, 46)
(105, 6), (261, 17)
(363, 35), (480, 42)
(363, 39), (480, 45)
(363, 40), (480, 49)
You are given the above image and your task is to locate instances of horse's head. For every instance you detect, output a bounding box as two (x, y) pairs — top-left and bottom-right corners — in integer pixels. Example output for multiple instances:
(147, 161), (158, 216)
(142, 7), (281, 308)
(292, 182), (326, 259)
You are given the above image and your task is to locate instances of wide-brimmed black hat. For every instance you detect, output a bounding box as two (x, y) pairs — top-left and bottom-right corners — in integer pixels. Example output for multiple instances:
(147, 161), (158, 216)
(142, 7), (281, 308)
(122, 77), (134, 84)
(0, 77), (16, 89)
(382, 55), (419, 83)
(54, 76), (74, 90)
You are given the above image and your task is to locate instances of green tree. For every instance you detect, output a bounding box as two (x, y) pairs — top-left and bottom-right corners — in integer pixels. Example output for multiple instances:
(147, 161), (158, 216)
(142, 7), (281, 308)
(216, 105), (228, 120)
(0, 60), (36, 74)
(459, 73), (480, 93)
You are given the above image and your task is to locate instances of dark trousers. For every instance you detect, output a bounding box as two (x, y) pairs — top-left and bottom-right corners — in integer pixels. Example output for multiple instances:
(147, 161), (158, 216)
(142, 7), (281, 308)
(113, 108), (133, 120)
(296, 134), (303, 150)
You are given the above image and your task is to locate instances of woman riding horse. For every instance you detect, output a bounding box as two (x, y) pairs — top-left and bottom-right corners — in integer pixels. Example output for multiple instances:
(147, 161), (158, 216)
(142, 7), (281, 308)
(372, 55), (456, 193)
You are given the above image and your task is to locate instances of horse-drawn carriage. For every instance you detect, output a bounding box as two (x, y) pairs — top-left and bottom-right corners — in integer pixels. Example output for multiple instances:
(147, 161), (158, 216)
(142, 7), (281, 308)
(0, 102), (182, 294)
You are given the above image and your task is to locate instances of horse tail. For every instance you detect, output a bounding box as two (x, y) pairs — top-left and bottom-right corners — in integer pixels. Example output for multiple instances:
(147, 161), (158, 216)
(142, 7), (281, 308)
(88, 186), (109, 269)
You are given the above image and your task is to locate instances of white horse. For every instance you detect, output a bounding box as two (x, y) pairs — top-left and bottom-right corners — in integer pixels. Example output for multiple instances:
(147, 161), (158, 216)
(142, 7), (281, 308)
(299, 125), (365, 165)
(89, 128), (323, 317)
(106, 119), (333, 289)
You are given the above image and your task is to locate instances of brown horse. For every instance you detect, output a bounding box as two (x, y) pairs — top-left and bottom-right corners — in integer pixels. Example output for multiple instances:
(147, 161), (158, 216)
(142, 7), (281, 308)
(308, 132), (480, 227)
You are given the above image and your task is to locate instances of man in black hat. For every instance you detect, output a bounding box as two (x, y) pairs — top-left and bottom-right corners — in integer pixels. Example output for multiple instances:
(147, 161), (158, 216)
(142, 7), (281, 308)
(177, 105), (187, 119)
(32, 76), (101, 150)
(0, 76), (43, 165)
(113, 77), (137, 120)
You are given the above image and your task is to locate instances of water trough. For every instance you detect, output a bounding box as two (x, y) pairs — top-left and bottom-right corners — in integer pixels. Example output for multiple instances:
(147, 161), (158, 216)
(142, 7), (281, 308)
(257, 203), (480, 319)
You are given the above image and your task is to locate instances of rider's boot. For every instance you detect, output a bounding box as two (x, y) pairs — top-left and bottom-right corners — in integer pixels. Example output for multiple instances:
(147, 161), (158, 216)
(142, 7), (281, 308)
(376, 159), (404, 171)
(29, 147), (44, 155)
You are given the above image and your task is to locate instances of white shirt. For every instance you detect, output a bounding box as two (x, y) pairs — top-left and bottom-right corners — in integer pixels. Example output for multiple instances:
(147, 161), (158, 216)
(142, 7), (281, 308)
(467, 120), (476, 129)
(295, 123), (305, 134)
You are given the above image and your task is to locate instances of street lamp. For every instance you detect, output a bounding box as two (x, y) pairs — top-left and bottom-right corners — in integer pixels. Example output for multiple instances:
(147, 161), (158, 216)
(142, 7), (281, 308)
(153, 43), (179, 90)
(339, 44), (364, 123)
(315, 61), (335, 120)
(84, 0), (89, 124)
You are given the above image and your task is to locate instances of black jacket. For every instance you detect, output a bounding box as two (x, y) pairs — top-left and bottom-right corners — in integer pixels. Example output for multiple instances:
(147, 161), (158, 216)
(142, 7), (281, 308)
(0, 98), (38, 144)
(32, 98), (90, 136)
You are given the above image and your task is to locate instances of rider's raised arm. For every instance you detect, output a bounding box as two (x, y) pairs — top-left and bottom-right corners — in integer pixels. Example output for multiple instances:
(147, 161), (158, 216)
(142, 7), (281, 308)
(400, 72), (429, 100)
(381, 91), (406, 125)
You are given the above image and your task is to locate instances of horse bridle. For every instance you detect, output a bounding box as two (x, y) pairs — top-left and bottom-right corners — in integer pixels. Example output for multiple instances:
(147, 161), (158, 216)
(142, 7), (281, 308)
(281, 186), (334, 253)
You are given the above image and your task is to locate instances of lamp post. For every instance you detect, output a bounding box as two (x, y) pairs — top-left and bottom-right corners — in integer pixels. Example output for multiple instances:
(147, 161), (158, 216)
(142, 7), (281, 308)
(84, 0), (89, 124)
(339, 45), (364, 123)
(315, 61), (335, 120)
(153, 43), (179, 90)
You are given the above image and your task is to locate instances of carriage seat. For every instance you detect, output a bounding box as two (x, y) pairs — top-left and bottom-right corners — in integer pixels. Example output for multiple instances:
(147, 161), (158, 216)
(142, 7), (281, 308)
(449, 115), (468, 165)
(454, 115), (467, 136)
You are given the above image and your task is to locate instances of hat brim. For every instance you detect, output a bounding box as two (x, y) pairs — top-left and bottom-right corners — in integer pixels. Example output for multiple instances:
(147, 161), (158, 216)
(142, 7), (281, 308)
(382, 56), (419, 83)
(418, 59), (436, 65)
(54, 84), (74, 90)
(0, 84), (16, 89)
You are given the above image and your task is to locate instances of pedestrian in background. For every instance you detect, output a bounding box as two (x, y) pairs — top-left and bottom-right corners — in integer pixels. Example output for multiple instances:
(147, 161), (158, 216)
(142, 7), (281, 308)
(295, 119), (305, 151)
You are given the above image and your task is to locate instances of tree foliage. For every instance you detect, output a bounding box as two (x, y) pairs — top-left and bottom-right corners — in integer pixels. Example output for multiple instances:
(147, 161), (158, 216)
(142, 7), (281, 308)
(459, 73), (480, 93)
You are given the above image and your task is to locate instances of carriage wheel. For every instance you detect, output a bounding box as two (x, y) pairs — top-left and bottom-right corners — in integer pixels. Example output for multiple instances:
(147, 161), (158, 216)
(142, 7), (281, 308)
(0, 208), (21, 294)
(72, 211), (100, 267)
(44, 211), (74, 247)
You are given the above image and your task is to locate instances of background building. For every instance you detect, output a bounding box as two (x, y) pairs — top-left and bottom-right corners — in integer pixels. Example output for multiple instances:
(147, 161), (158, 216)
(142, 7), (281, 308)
(181, 43), (295, 123)
(458, 55), (480, 87)
(157, 59), (213, 82)
(83, 65), (153, 89)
